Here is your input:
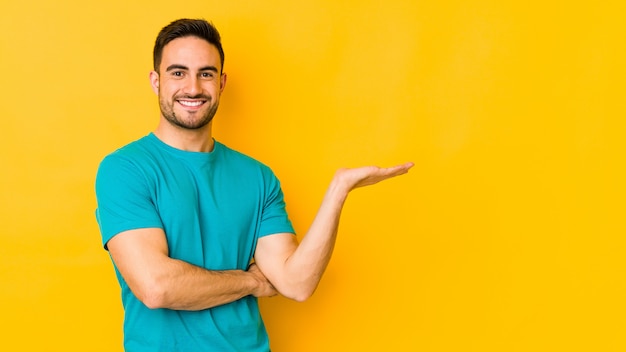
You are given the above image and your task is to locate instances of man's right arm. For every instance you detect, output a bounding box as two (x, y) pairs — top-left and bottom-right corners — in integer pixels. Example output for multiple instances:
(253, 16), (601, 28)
(107, 227), (277, 311)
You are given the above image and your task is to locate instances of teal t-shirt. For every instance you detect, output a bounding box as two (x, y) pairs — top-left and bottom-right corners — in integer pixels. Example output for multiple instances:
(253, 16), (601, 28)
(95, 133), (294, 351)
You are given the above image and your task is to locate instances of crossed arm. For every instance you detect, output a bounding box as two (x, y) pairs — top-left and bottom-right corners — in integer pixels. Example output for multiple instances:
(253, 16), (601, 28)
(107, 162), (413, 310)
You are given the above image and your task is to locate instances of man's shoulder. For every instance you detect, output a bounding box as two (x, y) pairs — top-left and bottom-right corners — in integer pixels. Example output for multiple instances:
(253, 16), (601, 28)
(108, 134), (153, 157)
(96, 134), (158, 177)
(100, 134), (157, 164)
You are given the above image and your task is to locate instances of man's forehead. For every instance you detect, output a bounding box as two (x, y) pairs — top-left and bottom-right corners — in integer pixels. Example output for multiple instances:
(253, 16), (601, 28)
(161, 37), (222, 69)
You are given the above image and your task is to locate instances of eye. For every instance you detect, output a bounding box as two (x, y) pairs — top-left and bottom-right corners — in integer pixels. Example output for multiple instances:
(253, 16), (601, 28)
(201, 72), (215, 79)
(172, 71), (184, 77)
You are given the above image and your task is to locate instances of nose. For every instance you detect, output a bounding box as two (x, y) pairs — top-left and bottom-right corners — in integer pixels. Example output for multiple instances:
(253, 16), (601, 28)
(183, 76), (202, 96)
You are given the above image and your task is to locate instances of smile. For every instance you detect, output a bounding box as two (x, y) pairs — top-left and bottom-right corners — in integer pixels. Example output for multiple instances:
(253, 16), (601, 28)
(178, 100), (205, 107)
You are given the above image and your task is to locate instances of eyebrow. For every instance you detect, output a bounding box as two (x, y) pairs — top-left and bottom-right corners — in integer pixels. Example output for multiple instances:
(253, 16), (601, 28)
(165, 64), (219, 73)
(200, 66), (219, 73)
(165, 64), (188, 72)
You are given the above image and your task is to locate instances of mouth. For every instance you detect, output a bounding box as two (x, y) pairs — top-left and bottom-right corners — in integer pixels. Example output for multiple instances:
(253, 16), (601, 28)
(177, 99), (207, 109)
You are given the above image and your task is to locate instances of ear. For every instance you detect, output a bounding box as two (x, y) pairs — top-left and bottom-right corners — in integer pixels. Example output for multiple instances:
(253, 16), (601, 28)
(149, 71), (160, 95)
(220, 72), (227, 93)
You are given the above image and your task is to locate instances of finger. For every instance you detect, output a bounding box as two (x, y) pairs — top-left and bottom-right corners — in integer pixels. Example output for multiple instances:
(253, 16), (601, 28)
(381, 162), (414, 176)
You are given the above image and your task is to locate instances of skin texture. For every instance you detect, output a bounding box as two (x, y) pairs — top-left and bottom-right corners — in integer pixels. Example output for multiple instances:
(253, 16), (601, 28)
(106, 35), (414, 311)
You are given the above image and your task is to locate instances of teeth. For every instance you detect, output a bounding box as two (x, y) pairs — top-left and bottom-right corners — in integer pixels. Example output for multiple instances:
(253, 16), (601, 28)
(179, 100), (203, 107)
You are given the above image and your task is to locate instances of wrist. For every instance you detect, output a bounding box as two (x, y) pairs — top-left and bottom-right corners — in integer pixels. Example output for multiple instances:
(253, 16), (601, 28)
(327, 174), (350, 204)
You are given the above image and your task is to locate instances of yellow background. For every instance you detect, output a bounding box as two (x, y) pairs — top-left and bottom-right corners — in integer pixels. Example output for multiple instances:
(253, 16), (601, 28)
(1, 1), (625, 351)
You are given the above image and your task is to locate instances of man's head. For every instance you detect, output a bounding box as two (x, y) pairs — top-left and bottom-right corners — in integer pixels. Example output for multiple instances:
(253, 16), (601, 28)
(150, 19), (228, 131)
(153, 18), (225, 73)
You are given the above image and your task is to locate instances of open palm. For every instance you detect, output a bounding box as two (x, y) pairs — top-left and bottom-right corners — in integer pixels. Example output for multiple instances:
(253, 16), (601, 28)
(336, 162), (414, 191)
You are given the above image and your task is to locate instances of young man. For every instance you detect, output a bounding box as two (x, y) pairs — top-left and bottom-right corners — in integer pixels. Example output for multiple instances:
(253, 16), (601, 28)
(95, 18), (413, 351)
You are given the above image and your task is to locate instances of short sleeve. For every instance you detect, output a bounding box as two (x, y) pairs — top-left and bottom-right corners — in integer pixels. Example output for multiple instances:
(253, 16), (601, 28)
(95, 154), (164, 249)
(258, 167), (295, 237)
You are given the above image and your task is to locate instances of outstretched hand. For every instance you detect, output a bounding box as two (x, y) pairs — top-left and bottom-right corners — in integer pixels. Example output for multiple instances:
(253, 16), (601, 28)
(334, 162), (414, 192)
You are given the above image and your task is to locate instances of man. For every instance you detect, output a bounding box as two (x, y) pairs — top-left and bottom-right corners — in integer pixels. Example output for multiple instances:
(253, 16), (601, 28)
(95, 18), (413, 351)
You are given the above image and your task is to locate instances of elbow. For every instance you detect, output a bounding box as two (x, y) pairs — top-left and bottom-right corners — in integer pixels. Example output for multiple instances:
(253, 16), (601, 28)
(141, 291), (166, 310)
(133, 279), (169, 309)
(291, 293), (312, 303)
(281, 285), (316, 303)
(275, 273), (323, 302)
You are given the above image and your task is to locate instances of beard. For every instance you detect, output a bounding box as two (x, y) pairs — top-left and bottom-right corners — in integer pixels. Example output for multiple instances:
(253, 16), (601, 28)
(159, 93), (220, 130)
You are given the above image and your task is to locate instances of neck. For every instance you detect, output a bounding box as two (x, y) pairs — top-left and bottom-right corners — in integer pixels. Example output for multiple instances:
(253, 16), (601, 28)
(153, 119), (215, 153)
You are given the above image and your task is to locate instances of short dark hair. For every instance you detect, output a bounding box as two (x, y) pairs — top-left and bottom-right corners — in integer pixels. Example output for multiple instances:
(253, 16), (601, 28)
(153, 18), (225, 73)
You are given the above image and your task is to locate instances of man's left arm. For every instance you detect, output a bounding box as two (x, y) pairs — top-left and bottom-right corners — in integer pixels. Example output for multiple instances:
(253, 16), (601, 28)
(254, 162), (413, 302)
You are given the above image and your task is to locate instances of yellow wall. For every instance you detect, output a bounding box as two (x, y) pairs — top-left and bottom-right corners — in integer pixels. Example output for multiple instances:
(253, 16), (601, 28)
(1, 1), (625, 351)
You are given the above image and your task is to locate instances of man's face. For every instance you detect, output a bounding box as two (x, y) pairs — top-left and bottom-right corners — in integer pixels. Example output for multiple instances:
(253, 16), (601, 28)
(150, 36), (226, 130)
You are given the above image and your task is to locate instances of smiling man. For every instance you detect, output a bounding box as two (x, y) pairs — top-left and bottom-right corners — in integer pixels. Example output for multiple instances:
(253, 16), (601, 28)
(152, 35), (223, 132)
(95, 18), (413, 351)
